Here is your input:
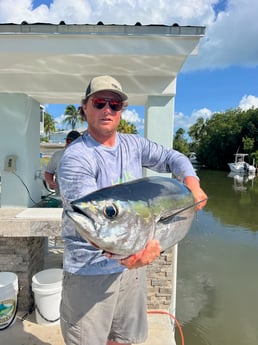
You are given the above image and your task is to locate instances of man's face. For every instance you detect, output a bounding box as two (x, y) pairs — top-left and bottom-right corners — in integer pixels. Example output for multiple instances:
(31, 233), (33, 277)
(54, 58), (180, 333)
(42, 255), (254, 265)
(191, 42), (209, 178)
(82, 91), (123, 139)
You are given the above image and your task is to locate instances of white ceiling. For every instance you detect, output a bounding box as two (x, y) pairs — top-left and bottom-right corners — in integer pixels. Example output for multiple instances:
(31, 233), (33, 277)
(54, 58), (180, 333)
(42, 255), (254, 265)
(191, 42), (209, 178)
(0, 24), (205, 105)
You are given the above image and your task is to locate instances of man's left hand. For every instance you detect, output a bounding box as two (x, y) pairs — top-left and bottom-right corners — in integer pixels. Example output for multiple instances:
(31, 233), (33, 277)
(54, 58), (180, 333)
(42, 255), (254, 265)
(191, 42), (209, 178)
(184, 176), (207, 211)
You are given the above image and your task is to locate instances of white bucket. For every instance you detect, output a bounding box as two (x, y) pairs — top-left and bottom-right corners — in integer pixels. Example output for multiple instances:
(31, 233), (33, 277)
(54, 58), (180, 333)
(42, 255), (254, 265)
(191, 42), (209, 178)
(32, 268), (63, 326)
(0, 272), (18, 330)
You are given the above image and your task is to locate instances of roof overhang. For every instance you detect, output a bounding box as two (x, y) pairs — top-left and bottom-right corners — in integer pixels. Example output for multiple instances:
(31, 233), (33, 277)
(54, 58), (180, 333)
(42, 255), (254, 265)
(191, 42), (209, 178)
(0, 23), (205, 105)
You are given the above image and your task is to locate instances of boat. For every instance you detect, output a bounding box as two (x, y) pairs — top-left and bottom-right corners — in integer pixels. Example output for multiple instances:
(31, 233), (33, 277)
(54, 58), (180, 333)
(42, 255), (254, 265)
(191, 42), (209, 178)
(228, 153), (256, 174)
(189, 152), (206, 168)
(189, 152), (199, 165)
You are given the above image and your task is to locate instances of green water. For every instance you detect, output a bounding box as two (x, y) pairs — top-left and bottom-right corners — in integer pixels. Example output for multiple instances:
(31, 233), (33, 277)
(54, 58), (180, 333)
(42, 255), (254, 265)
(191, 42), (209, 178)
(175, 169), (258, 345)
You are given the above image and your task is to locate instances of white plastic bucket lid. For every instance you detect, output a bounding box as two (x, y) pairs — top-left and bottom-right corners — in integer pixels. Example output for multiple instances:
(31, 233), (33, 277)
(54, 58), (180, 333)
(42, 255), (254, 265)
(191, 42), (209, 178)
(0, 272), (18, 289)
(0, 272), (18, 299)
(32, 268), (63, 293)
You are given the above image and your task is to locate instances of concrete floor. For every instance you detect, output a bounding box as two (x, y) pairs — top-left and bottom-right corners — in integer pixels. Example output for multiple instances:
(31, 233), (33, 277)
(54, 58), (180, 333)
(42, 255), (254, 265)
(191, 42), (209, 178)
(0, 311), (176, 345)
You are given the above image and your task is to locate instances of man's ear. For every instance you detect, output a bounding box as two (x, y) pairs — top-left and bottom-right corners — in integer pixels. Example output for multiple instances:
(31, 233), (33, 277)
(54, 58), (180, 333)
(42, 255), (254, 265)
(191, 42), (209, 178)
(80, 104), (87, 122)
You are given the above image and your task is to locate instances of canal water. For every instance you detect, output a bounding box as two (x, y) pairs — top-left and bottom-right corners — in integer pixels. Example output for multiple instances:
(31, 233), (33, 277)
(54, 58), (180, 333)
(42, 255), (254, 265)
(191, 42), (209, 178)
(175, 169), (258, 345)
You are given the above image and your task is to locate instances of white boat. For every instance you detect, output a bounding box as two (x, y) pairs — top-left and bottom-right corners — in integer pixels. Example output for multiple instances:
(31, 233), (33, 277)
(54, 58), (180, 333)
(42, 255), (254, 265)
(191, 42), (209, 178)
(228, 153), (256, 174)
(189, 152), (199, 165)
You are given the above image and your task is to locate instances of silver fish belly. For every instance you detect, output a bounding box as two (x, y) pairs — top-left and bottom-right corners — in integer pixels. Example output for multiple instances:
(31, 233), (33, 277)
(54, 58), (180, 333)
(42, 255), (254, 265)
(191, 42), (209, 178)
(66, 176), (197, 258)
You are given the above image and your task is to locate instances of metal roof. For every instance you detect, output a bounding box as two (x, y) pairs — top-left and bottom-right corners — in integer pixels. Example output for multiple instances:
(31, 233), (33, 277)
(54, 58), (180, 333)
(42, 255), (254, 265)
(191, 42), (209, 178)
(0, 23), (205, 104)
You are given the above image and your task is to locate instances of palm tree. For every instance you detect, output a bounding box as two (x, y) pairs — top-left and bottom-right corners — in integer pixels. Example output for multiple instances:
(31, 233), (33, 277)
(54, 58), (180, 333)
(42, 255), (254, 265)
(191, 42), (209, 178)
(63, 105), (83, 130)
(188, 117), (206, 144)
(44, 112), (56, 140)
(118, 119), (138, 134)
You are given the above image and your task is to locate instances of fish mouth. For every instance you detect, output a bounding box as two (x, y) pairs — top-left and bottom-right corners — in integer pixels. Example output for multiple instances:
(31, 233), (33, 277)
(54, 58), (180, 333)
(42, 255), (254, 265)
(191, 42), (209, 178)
(71, 204), (87, 216)
(66, 206), (95, 231)
(66, 210), (101, 248)
(66, 208), (99, 237)
(70, 204), (101, 229)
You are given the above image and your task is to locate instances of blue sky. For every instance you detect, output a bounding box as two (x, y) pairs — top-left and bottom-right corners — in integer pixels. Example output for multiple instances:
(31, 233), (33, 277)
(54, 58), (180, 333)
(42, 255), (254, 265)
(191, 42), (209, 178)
(0, 0), (257, 137)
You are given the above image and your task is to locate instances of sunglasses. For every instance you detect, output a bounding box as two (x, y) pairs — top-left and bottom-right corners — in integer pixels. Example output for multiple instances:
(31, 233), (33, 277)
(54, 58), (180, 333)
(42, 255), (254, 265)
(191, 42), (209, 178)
(92, 97), (123, 111)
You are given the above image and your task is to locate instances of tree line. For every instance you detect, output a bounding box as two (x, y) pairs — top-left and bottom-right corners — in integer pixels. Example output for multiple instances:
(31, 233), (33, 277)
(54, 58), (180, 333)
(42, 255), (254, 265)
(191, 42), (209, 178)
(173, 107), (258, 170)
(43, 104), (258, 171)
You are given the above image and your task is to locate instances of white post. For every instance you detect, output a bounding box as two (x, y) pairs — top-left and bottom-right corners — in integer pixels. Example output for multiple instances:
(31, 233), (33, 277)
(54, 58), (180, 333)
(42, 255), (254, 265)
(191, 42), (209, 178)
(144, 94), (178, 321)
(0, 93), (41, 207)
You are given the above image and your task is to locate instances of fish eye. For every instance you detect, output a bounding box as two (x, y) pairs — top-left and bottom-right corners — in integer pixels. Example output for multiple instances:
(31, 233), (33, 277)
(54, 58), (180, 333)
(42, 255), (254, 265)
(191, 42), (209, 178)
(103, 204), (119, 219)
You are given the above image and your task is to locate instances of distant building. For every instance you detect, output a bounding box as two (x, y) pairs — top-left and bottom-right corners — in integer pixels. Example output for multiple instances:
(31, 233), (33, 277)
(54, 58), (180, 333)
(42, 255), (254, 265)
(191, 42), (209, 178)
(49, 131), (67, 144)
(49, 127), (86, 144)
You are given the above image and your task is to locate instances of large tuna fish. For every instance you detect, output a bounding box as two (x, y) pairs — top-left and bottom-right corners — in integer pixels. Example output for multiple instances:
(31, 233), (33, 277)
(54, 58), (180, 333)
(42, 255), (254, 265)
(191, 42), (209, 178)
(66, 176), (198, 258)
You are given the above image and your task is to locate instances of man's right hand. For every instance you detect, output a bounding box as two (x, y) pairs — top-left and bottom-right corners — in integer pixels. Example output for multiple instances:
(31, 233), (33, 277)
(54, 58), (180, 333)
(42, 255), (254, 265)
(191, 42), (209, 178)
(48, 180), (56, 190)
(119, 240), (161, 269)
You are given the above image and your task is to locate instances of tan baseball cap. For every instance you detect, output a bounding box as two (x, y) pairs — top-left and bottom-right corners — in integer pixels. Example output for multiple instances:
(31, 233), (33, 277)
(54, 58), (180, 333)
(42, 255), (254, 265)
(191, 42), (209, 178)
(85, 75), (128, 102)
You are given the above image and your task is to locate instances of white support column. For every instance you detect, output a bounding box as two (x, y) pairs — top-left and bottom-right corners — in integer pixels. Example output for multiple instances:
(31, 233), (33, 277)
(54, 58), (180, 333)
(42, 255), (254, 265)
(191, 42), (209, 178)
(144, 95), (175, 176)
(144, 94), (178, 325)
(0, 94), (41, 207)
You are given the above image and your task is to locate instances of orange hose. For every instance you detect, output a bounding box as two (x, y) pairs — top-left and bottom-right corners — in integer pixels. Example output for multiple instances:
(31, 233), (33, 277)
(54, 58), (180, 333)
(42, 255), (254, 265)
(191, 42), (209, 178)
(147, 310), (184, 345)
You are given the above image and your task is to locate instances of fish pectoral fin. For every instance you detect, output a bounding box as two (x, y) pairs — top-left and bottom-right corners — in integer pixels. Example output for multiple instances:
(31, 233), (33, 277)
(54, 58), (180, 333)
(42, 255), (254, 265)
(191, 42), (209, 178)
(159, 214), (187, 224)
(158, 202), (197, 224)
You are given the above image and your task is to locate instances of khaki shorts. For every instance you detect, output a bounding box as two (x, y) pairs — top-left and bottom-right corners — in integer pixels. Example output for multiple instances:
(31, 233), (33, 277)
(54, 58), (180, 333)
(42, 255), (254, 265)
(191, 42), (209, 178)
(60, 268), (148, 345)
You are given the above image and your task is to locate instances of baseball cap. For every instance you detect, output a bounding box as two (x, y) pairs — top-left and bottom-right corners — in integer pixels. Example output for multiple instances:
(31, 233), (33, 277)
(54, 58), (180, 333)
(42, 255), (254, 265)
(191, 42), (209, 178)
(66, 130), (81, 141)
(85, 75), (128, 102)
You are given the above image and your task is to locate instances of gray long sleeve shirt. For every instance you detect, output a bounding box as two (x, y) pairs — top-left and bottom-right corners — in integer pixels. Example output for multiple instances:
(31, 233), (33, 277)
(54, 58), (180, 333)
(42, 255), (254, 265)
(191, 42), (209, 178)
(58, 131), (197, 275)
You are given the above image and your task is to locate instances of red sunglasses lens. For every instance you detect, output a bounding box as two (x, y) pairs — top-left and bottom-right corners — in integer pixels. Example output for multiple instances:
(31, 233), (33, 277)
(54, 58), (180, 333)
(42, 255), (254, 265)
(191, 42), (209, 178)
(108, 100), (123, 111)
(92, 98), (106, 109)
(92, 98), (123, 111)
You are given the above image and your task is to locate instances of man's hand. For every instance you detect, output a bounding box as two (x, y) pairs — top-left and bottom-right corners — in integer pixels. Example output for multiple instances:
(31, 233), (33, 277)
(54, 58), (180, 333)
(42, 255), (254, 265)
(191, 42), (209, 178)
(45, 172), (57, 190)
(184, 176), (207, 211)
(48, 180), (57, 190)
(119, 240), (161, 269)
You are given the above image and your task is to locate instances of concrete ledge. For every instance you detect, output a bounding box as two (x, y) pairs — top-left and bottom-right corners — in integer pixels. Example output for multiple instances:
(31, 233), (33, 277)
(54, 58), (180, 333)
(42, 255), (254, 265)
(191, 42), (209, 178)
(16, 208), (63, 219)
(0, 208), (62, 236)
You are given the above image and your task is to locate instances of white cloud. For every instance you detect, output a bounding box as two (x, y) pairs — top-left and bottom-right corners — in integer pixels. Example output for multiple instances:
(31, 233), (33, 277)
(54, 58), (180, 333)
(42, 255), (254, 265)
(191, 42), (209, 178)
(174, 107), (213, 135)
(0, 0), (91, 24)
(0, 0), (257, 70)
(122, 107), (145, 135)
(184, 0), (258, 70)
(0, 0), (215, 25)
(122, 108), (143, 124)
(125, 105), (214, 138)
(54, 113), (66, 129)
(238, 95), (258, 111)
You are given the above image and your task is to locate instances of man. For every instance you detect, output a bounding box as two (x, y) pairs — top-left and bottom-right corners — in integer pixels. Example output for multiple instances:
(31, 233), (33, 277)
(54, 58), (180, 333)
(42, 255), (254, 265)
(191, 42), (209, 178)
(58, 75), (207, 345)
(44, 130), (80, 196)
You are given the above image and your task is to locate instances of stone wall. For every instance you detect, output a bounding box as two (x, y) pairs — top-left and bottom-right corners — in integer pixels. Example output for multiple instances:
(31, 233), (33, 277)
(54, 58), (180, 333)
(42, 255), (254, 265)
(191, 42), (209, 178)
(146, 248), (174, 309)
(0, 235), (176, 312)
(0, 237), (45, 311)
